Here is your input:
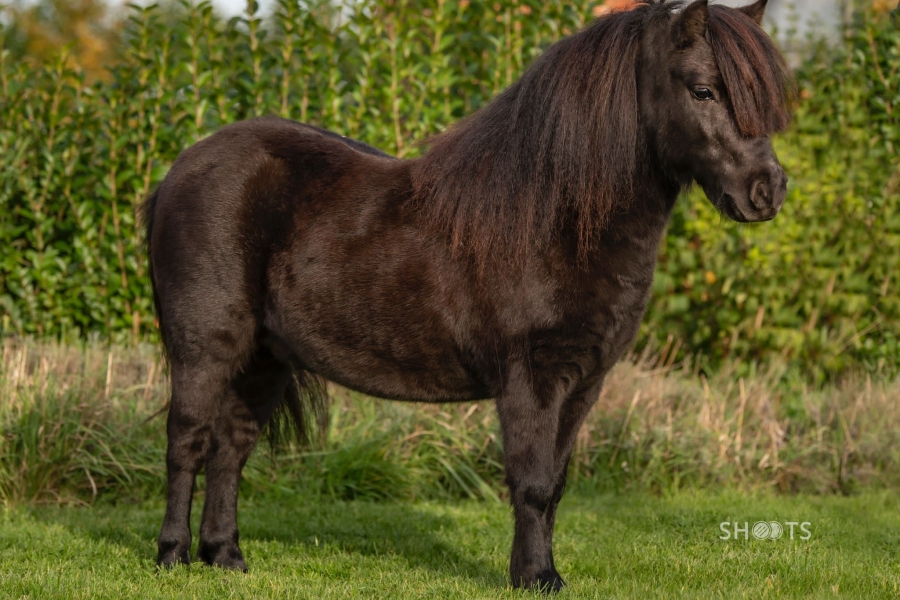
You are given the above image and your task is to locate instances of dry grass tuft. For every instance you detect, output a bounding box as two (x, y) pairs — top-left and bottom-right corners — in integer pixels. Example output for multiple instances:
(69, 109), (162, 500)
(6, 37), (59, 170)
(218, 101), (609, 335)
(1, 339), (898, 506)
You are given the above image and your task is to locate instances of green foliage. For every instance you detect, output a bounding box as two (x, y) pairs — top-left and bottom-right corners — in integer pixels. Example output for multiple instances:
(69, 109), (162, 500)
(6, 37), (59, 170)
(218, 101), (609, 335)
(0, 0), (592, 344)
(0, 1), (897, 377)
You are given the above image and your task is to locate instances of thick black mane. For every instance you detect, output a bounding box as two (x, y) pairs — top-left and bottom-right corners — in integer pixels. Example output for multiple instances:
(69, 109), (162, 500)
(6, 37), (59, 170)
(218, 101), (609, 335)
(409, 0), (792, 264)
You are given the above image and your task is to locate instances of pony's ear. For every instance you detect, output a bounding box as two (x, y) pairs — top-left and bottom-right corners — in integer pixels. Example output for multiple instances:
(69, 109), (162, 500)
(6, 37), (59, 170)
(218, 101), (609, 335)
(738, 0), (768, 25)
(673, 0), (709, 49)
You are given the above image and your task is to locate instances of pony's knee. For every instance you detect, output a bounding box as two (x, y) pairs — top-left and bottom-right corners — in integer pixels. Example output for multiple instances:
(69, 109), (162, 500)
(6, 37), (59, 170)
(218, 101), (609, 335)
(507, 478), (555, 513)
(523, 485), (555, 513)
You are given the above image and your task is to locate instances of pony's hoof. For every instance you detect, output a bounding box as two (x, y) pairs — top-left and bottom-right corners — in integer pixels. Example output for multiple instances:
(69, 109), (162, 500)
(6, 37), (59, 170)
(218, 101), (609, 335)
(157, 540), (191, 568)
(513, 568), (566, 593)
(198, 541), (248, 572)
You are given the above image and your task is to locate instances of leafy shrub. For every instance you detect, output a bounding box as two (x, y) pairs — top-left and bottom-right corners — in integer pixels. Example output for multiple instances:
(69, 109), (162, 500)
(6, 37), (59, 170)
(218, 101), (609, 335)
(0, 0), (897, 378)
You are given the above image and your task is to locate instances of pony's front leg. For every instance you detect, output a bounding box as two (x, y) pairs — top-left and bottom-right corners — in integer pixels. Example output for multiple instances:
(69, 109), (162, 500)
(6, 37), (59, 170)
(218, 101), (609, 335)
(496, 365), (569, 592)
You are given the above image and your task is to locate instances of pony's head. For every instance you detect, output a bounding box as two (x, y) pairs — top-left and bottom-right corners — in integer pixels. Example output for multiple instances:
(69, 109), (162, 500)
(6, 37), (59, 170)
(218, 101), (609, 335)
(640, 0), (793, 222)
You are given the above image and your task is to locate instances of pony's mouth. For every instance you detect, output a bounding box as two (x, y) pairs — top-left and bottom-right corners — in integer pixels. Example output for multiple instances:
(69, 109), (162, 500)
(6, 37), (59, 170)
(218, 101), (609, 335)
(717, 192), (779, 223)
(706, 191), (745, 222)
(719, 193), (750, 222)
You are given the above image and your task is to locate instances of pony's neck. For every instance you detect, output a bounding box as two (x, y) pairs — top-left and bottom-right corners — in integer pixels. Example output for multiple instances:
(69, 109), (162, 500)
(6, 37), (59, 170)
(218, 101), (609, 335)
(587, 165), (680, 250)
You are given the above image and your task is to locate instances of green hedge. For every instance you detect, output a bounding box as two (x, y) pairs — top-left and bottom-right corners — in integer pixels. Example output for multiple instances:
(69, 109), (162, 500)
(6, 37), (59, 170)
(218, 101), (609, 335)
(0, 1), (897, 380)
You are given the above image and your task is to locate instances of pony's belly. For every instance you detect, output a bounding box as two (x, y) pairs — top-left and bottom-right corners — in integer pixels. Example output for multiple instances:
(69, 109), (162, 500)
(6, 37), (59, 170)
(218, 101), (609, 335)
(314, 361), (487, 402)
(264, 285), (489, 402)
(284, 334), (488, 402)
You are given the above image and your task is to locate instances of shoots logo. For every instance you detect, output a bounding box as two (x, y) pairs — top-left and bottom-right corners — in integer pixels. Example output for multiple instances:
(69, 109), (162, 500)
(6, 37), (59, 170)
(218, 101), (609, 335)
(719, 521), (812, 541)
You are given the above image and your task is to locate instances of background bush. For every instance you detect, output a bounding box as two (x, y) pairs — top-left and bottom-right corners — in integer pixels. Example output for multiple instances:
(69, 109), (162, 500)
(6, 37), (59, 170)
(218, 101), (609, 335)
(0, 0), (897, 380)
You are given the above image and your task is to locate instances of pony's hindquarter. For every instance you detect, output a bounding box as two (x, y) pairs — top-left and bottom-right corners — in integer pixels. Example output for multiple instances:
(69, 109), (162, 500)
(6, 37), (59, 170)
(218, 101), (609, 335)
(145, 119), (337, 568)
(149, 115), (506, 569)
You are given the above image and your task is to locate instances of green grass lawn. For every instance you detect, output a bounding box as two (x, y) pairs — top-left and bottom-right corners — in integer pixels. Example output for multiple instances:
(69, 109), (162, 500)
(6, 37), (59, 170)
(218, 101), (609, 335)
(2, 490), (899, 599)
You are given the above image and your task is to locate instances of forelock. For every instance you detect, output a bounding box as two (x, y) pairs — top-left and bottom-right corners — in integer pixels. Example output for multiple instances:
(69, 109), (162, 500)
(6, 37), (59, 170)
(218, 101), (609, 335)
(707, 4), (795, 137)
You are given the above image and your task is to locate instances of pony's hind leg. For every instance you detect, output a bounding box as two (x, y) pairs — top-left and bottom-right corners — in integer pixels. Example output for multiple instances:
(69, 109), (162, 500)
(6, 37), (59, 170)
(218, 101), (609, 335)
(197, 347), (292, 570)
(157, 359), (234, 567)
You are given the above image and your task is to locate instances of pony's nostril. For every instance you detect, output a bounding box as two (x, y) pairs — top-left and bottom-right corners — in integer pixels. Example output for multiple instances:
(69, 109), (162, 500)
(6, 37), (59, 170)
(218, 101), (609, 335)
(750, 180), (771, 210)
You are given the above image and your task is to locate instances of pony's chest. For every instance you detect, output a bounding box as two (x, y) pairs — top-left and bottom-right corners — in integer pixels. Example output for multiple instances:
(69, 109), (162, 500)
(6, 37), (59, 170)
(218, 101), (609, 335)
(512, 262), (657, 383)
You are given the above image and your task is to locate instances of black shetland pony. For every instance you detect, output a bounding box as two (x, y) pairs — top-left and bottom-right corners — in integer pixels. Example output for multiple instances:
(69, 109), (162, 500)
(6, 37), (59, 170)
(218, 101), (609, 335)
(145, 0), (792, 590)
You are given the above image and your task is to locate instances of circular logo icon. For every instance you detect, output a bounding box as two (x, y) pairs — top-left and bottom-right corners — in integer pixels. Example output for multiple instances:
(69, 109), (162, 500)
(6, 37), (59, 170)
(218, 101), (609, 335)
(752, 521), (772, 540)
(768, 522), (783, 540)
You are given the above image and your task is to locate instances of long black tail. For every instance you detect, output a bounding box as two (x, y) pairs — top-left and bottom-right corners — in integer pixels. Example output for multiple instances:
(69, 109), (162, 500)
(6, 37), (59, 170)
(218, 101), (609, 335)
(267, 370), (330, 449)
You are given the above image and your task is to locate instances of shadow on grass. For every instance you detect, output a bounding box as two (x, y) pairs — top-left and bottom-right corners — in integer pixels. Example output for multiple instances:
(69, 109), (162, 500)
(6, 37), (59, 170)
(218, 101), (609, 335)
(27, 493), (509, 588)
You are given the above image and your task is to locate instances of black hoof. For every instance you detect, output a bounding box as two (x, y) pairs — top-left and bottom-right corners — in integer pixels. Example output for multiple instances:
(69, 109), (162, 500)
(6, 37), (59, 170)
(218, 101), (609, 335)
(157, 539), (191, 568)
(513, 568), (566, 593)
(198, 540), (248, 572)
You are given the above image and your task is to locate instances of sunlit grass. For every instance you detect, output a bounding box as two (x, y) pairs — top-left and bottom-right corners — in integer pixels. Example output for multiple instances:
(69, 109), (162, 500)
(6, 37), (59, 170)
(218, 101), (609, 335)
(2, 491), (899, 598)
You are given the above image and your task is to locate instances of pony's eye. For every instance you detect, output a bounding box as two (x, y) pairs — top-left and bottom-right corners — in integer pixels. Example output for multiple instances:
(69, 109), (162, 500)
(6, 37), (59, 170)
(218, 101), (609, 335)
(692, 87), (715, 101)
